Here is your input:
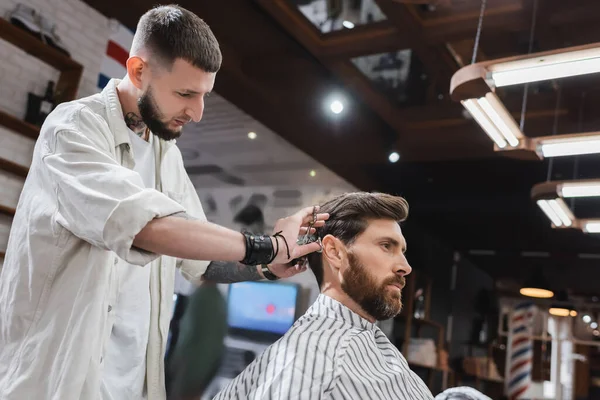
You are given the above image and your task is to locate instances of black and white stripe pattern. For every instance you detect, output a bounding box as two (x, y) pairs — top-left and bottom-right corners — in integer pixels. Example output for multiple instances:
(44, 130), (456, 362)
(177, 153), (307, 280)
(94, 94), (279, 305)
(213, 294), (434, 400)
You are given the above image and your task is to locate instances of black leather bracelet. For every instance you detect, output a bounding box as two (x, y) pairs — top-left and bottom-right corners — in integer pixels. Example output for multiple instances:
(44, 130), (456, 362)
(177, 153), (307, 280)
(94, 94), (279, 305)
(240, 232), (275, 265)
(261, 264), (279, 281)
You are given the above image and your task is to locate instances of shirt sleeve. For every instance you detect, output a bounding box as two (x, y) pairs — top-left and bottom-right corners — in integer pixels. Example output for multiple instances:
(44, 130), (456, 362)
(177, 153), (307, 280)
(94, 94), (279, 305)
(175, 173), (210, 283)
(41, 124), (184, 266)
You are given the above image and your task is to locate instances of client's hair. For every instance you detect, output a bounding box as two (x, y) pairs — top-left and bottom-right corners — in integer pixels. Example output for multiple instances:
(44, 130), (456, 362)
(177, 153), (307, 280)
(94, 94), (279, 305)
(306, 192), (409, 288)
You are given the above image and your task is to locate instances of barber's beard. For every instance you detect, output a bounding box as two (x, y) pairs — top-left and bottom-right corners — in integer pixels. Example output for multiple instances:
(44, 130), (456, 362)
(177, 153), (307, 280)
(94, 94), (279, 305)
(342, 252), (405, 321)
(138, 86), (181, 141)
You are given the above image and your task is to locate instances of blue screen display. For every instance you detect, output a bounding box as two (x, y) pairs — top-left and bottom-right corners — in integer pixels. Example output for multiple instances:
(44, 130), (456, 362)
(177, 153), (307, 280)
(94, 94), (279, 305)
(228, 282), (298, 335)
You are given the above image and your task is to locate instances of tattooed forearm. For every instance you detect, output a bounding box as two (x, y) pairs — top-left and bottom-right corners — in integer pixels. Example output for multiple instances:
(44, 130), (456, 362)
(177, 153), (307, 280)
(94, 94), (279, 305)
(203, 261), (263, 283)
(169, 212), (264, 282)
(125, 112), (146, 134)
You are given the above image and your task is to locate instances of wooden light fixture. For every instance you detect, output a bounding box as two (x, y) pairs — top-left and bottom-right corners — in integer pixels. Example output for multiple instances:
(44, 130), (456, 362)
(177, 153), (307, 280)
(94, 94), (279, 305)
(531, 179), (600, 234)
(451, 42), (600, 159)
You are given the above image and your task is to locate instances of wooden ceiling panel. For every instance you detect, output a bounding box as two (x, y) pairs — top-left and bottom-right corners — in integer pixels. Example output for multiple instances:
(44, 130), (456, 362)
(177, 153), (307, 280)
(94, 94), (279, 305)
(81, 0), (600, 294)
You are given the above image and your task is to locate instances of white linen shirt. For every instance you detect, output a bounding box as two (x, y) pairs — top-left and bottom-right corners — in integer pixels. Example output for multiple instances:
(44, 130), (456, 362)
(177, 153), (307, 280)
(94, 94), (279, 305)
(0, 79), (210, 400)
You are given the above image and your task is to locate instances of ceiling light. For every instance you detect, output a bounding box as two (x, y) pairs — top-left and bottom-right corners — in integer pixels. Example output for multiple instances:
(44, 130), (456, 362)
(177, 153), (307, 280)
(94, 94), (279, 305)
(521, 269), (554, 299)
(330, 100), (344, 114)
(247, 131), (257, 140)
(594, 330), (600, 336)
(476, 93), (522, 146)
(342, 20), (355, 29)
(461, 99), (507, 149)
(570, 310), (578, 317)
(388, 151), (400, 163)
(591, 322), (598, 329)
(538, 133), (600, 158)
(560, 181), (600, 198)
(520, 288), (553, 298)
(549, 307), (570, 317)
(489, 45), (600, 87)
(583, 220), (600, 233)
(309, 170), (316, 177)
(583, 315), (592, 323)
(548, 199), (573, 227)
(450, 43), (600, 159)
(536, 199), (573, 228)
(549, 291), (576, 318)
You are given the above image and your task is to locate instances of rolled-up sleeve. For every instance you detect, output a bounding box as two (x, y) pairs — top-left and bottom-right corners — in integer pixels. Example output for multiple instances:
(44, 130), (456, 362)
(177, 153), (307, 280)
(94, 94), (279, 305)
(176, 174), (210, 283)
(42, 128), (184, 265)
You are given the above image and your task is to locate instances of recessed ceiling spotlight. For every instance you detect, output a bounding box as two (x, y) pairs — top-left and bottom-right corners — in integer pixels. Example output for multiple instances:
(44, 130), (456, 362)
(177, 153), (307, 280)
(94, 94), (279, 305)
(342, 20), (355, 29)
(330, 100), (344, 114)
(248, 131), (257, 140)
(388, 151), (400, 163)
(309, 170), (316, 177)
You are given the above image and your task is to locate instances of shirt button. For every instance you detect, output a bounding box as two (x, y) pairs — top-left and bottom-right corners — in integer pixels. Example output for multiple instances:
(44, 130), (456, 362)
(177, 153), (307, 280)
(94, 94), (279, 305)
(108, 305), (112, 312)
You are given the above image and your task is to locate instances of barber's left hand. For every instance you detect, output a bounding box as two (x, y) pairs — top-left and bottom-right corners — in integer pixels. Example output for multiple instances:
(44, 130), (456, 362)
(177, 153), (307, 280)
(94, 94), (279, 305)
(265, 218), (321, 279)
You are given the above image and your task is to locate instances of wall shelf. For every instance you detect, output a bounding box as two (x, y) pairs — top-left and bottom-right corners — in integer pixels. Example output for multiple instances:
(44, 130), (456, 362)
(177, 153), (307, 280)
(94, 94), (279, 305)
(0, 205), (15, 217)
(0, 157), (29, 178)
(0, 109), (40, 139)
(0, 17), (83, 103)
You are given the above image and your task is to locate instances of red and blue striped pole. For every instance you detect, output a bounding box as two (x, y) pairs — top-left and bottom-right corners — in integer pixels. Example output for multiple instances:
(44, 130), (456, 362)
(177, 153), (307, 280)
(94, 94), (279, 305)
(507, 302), (536, 400)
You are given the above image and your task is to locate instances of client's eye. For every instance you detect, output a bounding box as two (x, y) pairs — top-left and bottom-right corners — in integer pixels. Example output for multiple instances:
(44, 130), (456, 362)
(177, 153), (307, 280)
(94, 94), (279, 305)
(177, 92), (190, 98)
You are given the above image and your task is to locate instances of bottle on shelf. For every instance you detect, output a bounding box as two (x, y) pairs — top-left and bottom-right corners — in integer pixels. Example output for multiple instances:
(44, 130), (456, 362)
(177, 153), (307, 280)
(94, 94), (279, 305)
(39, 80), (56, 120)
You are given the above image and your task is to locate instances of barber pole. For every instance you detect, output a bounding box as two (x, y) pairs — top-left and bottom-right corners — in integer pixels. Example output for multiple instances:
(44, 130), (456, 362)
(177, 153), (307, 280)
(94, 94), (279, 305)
(507, 302), (537, 400)
(97, 20), (135, 90)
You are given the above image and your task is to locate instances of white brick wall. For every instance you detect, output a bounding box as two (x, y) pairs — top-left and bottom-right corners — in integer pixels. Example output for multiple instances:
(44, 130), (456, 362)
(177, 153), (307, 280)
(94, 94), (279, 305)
(0, 0), (112, 117)
(0, 125), (35, 167)
(0, 172), (25, 209)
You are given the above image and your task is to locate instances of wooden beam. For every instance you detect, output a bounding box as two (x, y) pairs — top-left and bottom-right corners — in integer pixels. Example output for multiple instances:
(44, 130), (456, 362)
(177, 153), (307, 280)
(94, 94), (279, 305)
(319, 22), (407, 59)
(375, 0), (456, 85)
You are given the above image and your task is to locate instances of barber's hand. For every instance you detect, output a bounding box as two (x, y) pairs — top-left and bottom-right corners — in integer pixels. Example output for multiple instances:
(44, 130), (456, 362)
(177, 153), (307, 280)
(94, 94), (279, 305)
(269, 206), (328, 267)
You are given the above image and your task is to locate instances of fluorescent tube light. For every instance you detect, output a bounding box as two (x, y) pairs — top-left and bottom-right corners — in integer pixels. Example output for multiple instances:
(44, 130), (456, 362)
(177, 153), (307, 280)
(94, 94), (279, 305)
(477, 93), (522, 146)
(462, 99), (507, 148)
(490, 47), (600, 87)
(548, 199), (573, 227)
(539, 134), (600, 158)
(583, 221), (600, 233)
(536, 199), (563, 227)
(560, 182), (600, 198)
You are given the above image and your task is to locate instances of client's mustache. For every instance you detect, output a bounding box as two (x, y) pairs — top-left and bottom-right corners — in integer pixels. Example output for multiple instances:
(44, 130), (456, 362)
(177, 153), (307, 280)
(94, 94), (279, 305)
(383, 276), (406, 289)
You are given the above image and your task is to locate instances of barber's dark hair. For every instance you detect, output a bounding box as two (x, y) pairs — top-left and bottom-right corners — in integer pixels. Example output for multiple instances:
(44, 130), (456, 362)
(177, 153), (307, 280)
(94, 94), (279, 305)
(131, 4), (222, 72)
(307, 192), (409, 288)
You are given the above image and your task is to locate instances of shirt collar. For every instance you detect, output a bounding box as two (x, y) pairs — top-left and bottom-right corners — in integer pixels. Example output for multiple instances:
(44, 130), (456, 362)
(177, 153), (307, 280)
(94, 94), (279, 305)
(309, 294), (378, 331)
(101, 78), (132, 148)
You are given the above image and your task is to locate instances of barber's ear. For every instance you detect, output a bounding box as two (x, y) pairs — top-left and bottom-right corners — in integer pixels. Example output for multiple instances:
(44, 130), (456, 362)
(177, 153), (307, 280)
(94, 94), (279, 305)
(321, 234), (346, 272)
(126, 56), (148, 90)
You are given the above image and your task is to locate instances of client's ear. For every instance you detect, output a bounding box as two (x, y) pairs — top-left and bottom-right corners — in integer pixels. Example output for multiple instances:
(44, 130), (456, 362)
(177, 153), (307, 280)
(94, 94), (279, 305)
(321, 235), (346, 272)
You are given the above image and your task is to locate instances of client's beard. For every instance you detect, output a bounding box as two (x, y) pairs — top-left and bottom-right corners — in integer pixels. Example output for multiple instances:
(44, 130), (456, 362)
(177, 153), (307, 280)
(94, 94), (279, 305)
(341, 252), (405, 321)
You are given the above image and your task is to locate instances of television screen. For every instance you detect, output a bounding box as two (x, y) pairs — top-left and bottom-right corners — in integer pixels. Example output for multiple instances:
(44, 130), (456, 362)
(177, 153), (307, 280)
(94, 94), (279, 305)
(227, 281), (299, 336)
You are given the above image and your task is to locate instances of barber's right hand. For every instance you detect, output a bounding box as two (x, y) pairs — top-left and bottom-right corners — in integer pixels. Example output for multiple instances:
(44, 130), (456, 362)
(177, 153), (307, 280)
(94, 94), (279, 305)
(269, 206), (329, 266)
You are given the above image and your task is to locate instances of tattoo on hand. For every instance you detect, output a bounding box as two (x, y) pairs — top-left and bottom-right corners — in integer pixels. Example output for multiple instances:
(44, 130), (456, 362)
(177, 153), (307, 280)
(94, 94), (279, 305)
(125, 112), (146, 134)
(203, 261), (262, 283)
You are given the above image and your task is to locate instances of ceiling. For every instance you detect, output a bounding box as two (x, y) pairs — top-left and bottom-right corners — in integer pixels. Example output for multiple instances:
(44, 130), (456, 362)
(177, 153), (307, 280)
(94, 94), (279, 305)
(84, 0), (600, 295)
